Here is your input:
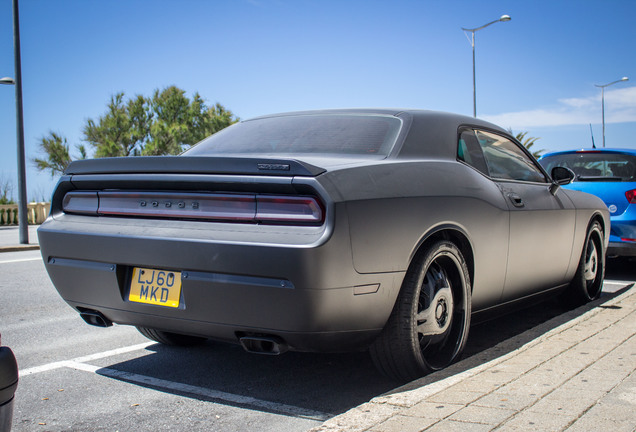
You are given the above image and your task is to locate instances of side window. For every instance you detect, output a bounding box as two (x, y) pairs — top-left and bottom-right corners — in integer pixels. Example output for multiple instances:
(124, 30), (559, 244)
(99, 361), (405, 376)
(474, 130), (547, 183)
(458, 130), (489, 176)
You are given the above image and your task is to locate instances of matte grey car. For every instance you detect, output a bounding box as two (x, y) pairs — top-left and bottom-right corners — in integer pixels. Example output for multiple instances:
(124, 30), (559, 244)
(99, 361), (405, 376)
(38, 109), (610, 381)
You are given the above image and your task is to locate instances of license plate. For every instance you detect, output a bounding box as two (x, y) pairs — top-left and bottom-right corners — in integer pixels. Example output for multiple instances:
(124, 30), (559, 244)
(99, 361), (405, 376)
(129, 267), (182, 308)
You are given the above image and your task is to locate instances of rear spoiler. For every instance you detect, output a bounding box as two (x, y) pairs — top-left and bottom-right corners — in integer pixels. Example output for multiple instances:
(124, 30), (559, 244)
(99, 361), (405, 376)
(64, 156), (326, 177)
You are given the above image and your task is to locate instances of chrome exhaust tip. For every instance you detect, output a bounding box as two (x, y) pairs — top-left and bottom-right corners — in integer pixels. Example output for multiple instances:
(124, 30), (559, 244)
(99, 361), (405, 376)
(239, 335), (288, 355)
(78, 309), (112, 327)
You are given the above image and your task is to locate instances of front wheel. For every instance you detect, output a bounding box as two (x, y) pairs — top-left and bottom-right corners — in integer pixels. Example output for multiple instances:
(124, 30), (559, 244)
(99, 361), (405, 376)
(370, 240), (472, 382)
(560, 221), (605, 308)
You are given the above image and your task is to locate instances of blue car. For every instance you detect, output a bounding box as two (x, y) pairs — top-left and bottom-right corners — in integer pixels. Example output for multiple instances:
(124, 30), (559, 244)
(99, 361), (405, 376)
(540, 148), (636, 257)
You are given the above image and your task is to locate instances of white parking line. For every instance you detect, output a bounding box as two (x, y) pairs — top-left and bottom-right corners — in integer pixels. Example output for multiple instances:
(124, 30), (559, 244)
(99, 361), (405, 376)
(20, 342), (153, 376)
(71, 342), (154, 363)
(68, 361), (330, 420)
(19, 360), (71, 376)
(19, 342), (331, 421)
(603, 281), (635, 293)
(0, 257), (42, 264)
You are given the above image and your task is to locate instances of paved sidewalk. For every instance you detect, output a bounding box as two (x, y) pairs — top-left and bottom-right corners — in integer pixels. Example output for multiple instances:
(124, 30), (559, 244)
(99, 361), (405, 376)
(311, 284), (636, 432)
(0, 225), (40, 252)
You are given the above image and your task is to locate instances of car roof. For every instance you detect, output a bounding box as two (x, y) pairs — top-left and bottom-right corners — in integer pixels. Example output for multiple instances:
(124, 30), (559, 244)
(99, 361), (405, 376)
(249, 108), (504, 128)
(248, 109), (510, 160)
(541, 148), (636, 158)
(248, 108), (407, 119)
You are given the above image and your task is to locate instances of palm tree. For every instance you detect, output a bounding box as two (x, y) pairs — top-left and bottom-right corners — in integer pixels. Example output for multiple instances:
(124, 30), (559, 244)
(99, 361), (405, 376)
(510, 130), (543, 159)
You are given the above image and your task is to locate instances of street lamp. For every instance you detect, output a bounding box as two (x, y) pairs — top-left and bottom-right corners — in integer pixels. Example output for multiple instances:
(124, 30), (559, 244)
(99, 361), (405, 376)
(462, 14), (511, 118)
(595, 77), (629, 148)
(2, 0), (28, 244)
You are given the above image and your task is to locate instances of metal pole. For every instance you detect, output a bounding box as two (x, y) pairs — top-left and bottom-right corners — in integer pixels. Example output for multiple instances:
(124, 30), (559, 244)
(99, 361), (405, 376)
(601, 87), (606, 148)
(471, 32), (476, 118)
(12, 0), (28, 244)
(595, 77), (628, 149)
(462, 15), (510, 119)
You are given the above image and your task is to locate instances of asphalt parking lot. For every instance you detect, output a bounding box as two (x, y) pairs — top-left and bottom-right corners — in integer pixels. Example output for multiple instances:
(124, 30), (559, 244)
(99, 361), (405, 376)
(1, 247), (634, 431)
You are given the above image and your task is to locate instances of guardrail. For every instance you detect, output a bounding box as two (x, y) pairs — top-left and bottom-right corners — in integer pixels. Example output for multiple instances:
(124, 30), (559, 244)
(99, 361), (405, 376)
(0, 202), (51, 225)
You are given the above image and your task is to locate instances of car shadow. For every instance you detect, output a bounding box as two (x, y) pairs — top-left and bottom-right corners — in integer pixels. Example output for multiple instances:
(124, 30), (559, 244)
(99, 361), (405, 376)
(461, 257), (635, 361)
(392, 281), (634, 395)
(606, 256), (636, 280)
(95, 341), (394, 419)
(93, 268), (634, 419)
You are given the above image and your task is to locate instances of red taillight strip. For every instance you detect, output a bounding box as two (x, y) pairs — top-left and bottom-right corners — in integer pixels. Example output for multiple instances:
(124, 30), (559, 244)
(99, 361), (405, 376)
(62, 191), (99, 215)
(256, 196), (323, 222)
(62, 191), (324, 225)
(98, 192), (256, 221)
(626, 189), (636, 204)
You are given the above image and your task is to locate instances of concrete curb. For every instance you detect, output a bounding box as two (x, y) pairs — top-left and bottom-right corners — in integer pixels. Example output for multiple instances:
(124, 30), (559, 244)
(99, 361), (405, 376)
(310, 284), (635, 431)
(0, 245), (40, 253)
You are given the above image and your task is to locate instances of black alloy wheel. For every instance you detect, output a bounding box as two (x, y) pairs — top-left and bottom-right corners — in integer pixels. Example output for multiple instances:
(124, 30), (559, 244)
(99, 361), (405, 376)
(561, 221), (605, 308)
(370, 240), (472, 382)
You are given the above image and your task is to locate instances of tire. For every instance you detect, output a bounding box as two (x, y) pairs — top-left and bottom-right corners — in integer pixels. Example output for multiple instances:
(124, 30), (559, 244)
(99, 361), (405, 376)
(560, 221), (605, 309)
(370, 240), (472, 382)
(136, 327), (207, 346)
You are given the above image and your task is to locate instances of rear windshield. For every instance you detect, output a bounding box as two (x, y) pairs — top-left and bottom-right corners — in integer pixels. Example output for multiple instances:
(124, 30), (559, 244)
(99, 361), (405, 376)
(184, 114), (402, 158)
(540, 152), (636, 182)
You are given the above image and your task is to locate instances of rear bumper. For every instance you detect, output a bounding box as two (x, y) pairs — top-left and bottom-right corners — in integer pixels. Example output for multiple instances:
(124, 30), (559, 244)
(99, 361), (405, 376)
(608, 210), (636, 257)
(38, 214), (403, 352)
(608, 241), (636, 257)
(67, 302), (385, 352)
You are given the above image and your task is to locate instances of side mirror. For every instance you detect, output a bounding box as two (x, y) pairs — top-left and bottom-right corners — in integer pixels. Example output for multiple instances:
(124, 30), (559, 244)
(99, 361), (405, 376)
(549, 166), (575, 195)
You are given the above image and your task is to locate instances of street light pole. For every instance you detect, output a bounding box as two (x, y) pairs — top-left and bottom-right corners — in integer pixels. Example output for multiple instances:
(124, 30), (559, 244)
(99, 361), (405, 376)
(1, 0), (28, 243)
(12, 0), (28, 244)
(462, 15), (511, 118)
(595, 77), (629, 148)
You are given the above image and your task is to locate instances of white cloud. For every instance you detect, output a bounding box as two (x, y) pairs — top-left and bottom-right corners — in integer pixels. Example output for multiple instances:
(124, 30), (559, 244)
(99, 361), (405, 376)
(607, 86), (636, 109)
(482, 86), (636, 129)
(558, 97), (595, 109)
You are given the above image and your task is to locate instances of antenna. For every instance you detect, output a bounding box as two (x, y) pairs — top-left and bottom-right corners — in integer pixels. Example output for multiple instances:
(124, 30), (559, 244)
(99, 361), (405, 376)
(589, 124), (596, 149)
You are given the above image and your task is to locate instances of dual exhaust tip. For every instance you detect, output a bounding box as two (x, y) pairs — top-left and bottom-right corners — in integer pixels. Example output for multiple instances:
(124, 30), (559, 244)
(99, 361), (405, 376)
(239, 335), (288, 355)
(78, 309), (112, 328)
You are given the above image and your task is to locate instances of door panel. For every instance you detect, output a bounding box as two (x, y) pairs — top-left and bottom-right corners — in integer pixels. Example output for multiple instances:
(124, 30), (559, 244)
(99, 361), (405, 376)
(498, 182), (576, 300)
(461, 128), (577, 301)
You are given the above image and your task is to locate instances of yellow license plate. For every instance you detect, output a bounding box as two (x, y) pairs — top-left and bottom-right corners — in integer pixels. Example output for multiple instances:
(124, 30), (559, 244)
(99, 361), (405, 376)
(129, 267), (182, 308)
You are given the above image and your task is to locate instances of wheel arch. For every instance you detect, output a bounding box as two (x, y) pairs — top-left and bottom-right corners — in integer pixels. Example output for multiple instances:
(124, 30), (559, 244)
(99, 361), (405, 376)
(589, 212), (607, 240)
(409, 226), (475, 293)
(370, 226), (474, 380)
(560, 212), (607, 308)
(588, 212), (607, 261)
(585, 211), (609, 256)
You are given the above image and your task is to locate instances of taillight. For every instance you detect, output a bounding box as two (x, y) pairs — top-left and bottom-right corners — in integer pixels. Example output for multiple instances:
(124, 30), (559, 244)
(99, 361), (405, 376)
(99, 192), (256, 221)
(62, 192), (98, 214)
(256, 196), (323, 223)
(62, 191), (324, 225)
(626, 189), (636, 204)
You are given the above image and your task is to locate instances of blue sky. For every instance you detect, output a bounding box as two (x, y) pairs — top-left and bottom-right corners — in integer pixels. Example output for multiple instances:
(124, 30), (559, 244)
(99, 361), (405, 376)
(1, 0), (635, 201)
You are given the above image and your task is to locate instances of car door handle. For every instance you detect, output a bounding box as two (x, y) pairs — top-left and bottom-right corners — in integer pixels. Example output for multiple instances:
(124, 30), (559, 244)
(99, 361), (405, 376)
(508, 193), (525, 208)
